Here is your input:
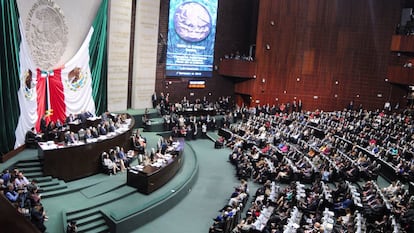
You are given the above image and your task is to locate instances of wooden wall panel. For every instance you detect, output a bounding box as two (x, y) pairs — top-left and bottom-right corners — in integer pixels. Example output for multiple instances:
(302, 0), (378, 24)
(391, 35), (414, 52)
(235, 0), (406, 111)
(218, 60), (257, 78)
(388, 65), (414, 85)
(155, 0), (258, 104)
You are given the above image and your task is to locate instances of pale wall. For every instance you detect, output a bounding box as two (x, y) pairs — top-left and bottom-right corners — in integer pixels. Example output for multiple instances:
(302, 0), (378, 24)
(131, 0), (160, 109)
(107, 0), (132, 112)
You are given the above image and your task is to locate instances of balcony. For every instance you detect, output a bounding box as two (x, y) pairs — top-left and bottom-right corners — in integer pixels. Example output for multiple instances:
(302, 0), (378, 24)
(387, 65), (414, 85)
(218, 59), (257, 79)
(391, 35), (414, 52)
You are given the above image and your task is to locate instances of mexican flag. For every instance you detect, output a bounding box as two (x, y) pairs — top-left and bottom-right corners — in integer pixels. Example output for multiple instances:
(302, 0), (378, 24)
(14, 25), (96, 147)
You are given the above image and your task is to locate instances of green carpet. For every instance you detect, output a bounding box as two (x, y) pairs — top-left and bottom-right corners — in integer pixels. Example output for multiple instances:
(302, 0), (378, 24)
(80, 178), (126, 198)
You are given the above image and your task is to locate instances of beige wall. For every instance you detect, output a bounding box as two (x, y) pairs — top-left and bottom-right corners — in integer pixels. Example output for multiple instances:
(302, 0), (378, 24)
(131, 0), (160, 109)
(107, 0), (132, 112)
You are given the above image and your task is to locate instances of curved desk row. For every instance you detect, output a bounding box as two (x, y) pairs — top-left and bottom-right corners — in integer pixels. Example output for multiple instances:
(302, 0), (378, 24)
(126, 138), (184, 194)
(38, 118), (135, 182)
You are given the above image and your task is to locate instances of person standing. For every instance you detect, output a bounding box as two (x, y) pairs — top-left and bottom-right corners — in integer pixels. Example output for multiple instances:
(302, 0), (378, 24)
(151, 92), (157, 109)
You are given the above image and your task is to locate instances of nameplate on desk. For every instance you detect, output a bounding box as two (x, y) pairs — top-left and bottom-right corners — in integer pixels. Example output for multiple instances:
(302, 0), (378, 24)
(86, 138), (98, 143)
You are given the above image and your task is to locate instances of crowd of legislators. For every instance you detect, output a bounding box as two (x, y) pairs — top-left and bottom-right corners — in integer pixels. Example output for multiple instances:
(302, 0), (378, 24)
(150, 93), (239, 140)
(0, 169), (47, 232)
(25, 111), (131, 147)
(209, 105), (414, 233)
(152, 92), (233, 116)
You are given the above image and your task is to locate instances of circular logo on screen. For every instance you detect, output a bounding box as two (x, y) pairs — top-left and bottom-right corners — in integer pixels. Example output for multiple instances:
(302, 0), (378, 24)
(173, 2), (212, 42)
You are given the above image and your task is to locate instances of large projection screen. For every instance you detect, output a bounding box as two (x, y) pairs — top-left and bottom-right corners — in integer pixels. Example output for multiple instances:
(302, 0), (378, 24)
(166, 0), (218, 78)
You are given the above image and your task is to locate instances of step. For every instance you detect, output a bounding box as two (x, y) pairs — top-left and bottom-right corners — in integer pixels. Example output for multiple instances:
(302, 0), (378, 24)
(41, 182), (95, 199)
(82, 224), (110, 233)
(33, 176), (53, 183)
(38, 179), (60, 188)
(40, 181), (67, 192)
(72, 212), (103, 227)
(24, 171), (44, 179)
(15, 159), (43, 164)
(15, 161), (43, 168)
(17, 166), (43, 173)
(41, 188), (78, 199)
(76, 219), (106, 233)
(67, 209), (102, 222)
(64, 186), (137, 218)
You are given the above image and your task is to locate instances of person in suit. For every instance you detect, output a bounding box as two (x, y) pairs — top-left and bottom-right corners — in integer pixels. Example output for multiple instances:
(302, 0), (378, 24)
(31, 203), (47, 232)
(46, 121), (58, 140)
(84, 110), (94, 118)
(66, 132), (77, 144)
(40, 114), (47, 134)
(25, 127), (41, 148)
(98, 124), (107, 135)
(152, 92), (157, 109)
(77, 111), (87, 129)
(116, 147), (131, 168)
(66, 113), (75, 124)
(84, 128), (94, 140)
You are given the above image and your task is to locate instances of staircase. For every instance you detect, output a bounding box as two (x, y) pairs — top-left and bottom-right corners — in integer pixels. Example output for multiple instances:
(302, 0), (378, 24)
(66, 209), (110, 233)
(14, 159), (68, 197)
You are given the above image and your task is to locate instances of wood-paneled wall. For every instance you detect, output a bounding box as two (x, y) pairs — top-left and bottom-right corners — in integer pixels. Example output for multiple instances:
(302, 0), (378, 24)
(236, 0), (407, 111)
(155, 0), (257, 104)
(155, 0), (408, 111)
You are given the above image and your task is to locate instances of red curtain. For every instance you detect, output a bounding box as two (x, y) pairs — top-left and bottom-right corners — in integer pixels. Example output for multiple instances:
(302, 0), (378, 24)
(35, 68), (65, 131)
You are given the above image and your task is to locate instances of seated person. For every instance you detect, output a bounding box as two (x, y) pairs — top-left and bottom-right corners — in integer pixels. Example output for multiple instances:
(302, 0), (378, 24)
(98, 124), (107, 135)
(5, 183), (26, 208)
(55, 119), (63, 130)
(31, 203), (47, 233)
(102, 152), (119, 175)
(90, 127), (99, 138)
(116, 146), (131, 167)
(15, 171), (30, 188)
(108, 121), (116, 133)
(215, 136), (225, 148)
(25, 127), (41, 148)
(84, 128), (95, 141)
(46, 121), (58, 140)
(334, 194), (353, 213)
(131, 133), (146, 153)
(66, 113), (76, 124)
(65, 132), (78, 144)
(109, 149), (126, 172)
(28, 185), (42, 206)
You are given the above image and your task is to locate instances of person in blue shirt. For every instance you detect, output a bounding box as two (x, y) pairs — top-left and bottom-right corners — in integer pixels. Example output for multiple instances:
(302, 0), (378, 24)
(2, 169), (11, 185)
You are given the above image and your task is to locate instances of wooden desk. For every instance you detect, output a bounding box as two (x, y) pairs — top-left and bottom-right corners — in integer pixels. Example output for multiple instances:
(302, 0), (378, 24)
(38, 118), (134, 182)
(126, 139), (184, 194)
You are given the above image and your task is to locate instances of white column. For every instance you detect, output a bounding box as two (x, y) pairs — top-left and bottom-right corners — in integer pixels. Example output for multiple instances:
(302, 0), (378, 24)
(107, 0), (133, 112)
(131, 0), (160, 109)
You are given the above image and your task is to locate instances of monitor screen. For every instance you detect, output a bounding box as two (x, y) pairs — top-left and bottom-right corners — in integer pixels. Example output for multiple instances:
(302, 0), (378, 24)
(166, 0), (219, 78)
